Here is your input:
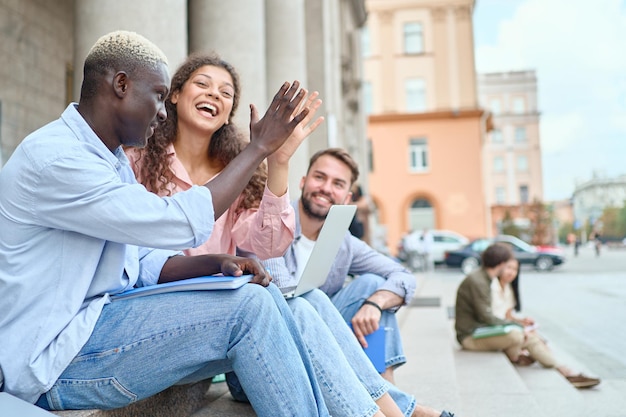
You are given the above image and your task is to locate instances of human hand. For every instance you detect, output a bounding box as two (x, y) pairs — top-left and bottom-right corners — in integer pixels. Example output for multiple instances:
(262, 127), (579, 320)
(249, 81), (309, 157)
(219, 255), (272, 287)
(267, 90), (324, 166)
(351, 303), (381, 348)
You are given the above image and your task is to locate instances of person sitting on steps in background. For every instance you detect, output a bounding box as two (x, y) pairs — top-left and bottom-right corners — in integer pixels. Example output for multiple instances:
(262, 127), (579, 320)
(493, 258), (600, 389)
(454, 244), (600, 389)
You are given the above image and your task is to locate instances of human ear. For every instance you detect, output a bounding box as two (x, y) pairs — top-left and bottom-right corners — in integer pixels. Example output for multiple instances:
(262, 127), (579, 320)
(113, 72), (129, 98)
(342, 192), (353, 205)
(170, 90), (180, 104)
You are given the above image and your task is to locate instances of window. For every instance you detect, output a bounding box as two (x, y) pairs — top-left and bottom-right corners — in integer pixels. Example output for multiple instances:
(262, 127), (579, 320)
(493, 156), (504, 172)
(514, 127), (526, 142)
(404, 22), (424, 54)
(517, 155), (528, 171)
(490, 99), (501, 115)
(491, 129), (503, 143)
(519, 185), (529, 204)
(361, 26), (371, 57)
(512, 97), (525, 114)
(405, 78), (426, 112)
(409, 138), (429, 172)
(363, 81), (373, 115)
(495, 186), (506, 204)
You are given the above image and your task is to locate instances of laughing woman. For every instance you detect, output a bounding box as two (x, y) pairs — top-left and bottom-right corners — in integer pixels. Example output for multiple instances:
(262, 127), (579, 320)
(127, 52), (323, 259)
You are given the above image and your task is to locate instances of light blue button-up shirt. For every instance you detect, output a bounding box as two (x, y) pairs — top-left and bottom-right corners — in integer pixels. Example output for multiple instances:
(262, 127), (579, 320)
(0, 104), (215, 402)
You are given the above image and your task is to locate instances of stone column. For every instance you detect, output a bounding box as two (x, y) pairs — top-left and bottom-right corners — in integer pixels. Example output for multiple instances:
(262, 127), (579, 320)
(265, 0), (309, 196)
(73, 0), (187, 100)
(189, 0), (266, 131)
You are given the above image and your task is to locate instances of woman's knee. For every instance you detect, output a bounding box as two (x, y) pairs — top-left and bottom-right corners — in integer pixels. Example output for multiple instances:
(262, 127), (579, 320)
(507, 329), (525, 346)
(287, 296), (319, 321)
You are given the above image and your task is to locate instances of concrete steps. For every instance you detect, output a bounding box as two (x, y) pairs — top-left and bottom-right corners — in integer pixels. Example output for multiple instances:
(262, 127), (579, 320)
(52, 380), (213, 417)
(401, 271), (586, 417)
(189, 382), (255, 417)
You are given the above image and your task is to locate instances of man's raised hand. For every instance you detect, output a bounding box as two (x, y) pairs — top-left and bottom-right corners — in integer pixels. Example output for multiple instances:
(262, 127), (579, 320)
(249, 81), (309, 156)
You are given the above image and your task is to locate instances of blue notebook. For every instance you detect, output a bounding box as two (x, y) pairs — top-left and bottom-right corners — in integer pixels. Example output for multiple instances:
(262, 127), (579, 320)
(110, 275), (253, 302)
(349, 323), (386, 373)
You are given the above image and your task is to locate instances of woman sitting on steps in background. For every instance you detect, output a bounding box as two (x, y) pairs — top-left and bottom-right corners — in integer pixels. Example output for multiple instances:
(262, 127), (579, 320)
(493, 258), (600, 389)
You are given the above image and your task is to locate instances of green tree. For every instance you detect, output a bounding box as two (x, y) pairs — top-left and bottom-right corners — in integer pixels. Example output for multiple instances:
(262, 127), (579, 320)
(600, 202), (626, 240)
(558, 221), (574, 244)
(528, 199), (553, 245)
(501, 210), (521, 237)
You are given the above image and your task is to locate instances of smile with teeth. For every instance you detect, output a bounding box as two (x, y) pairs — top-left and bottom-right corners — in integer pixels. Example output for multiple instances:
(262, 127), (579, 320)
(197, 102), (217, 116)
(313, 193), (333, 205)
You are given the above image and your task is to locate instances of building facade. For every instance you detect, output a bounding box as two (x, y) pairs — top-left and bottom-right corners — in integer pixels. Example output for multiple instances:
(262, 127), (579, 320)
(363, 0), (489, 254)
(477, 70), (544, 236)
(572, 175), (626, 228)
(0, 0), (368, 197)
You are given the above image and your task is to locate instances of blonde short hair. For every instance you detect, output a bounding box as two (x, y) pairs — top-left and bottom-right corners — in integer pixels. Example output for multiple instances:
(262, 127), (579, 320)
(87, 30), (168, 69)
(81, 31), (168, 99)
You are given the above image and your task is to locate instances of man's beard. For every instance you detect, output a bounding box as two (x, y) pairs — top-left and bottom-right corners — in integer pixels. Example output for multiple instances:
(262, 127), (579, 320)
(301, 192), (333, 221)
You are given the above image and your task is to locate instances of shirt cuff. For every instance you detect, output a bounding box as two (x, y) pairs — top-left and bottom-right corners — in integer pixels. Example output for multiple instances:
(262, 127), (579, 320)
(261, 185), (291, 214)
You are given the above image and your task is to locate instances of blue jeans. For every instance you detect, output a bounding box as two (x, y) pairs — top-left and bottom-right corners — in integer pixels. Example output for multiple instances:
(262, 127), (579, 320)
(228, 289), (416, 417)
(36, 284), (331, 417)
(331, 274), (407, 370)
(301, 289), (417, 417)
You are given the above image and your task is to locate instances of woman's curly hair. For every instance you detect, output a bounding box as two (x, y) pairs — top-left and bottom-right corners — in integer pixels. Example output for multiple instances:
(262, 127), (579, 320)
(134, 52), (267, 210)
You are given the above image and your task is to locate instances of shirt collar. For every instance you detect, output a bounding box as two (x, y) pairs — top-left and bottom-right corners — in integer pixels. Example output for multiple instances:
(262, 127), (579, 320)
(61, 103), (128, 170)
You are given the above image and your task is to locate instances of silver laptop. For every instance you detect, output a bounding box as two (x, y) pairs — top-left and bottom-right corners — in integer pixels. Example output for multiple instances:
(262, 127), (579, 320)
(281, 205), (357, 298)
(0, 392), (56, 416)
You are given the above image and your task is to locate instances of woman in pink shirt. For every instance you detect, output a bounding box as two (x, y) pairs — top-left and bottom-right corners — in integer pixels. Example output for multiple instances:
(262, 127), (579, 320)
(127, 52), (322, 258)
(126, 52), (456, 417)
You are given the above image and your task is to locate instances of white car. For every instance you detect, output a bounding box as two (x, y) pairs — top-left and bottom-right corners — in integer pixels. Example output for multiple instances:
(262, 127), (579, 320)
(404, 229), (469, 265)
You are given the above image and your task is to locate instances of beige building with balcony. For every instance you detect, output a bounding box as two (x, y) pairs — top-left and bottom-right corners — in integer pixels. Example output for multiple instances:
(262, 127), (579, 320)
(477, 70), (545, 235)
(0, 0), (368, 196)
(363, 0), (490, 253)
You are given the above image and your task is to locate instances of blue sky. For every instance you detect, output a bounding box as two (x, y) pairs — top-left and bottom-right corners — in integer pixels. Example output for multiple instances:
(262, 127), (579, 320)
(473, 0), (626, 201)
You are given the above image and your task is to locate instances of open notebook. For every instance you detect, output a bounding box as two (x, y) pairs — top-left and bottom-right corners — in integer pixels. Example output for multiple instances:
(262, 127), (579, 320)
(280, 205), (357, 299)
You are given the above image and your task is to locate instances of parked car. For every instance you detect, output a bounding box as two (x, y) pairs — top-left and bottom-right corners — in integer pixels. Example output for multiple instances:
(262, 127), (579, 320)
(443, 235), (566, 274)
(400, 229), (469, 266)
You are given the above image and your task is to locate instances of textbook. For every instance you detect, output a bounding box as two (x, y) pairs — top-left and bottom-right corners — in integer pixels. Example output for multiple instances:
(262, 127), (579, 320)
(471, 323), (523, 339)
(349, 323), (386, 373)
(110, 275), (253, 301)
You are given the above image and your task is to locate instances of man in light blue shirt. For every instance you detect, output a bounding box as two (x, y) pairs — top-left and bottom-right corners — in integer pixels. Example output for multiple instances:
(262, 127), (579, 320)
(0, 30), (336, 416)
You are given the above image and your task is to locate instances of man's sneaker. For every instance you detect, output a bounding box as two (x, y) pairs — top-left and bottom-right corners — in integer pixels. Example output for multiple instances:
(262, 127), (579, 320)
(566, 374), (601, 389)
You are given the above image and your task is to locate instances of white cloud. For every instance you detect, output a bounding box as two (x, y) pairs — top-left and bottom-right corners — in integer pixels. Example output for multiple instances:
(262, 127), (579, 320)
(540, 113), (585, 154)
(475, 0), (626, 200)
